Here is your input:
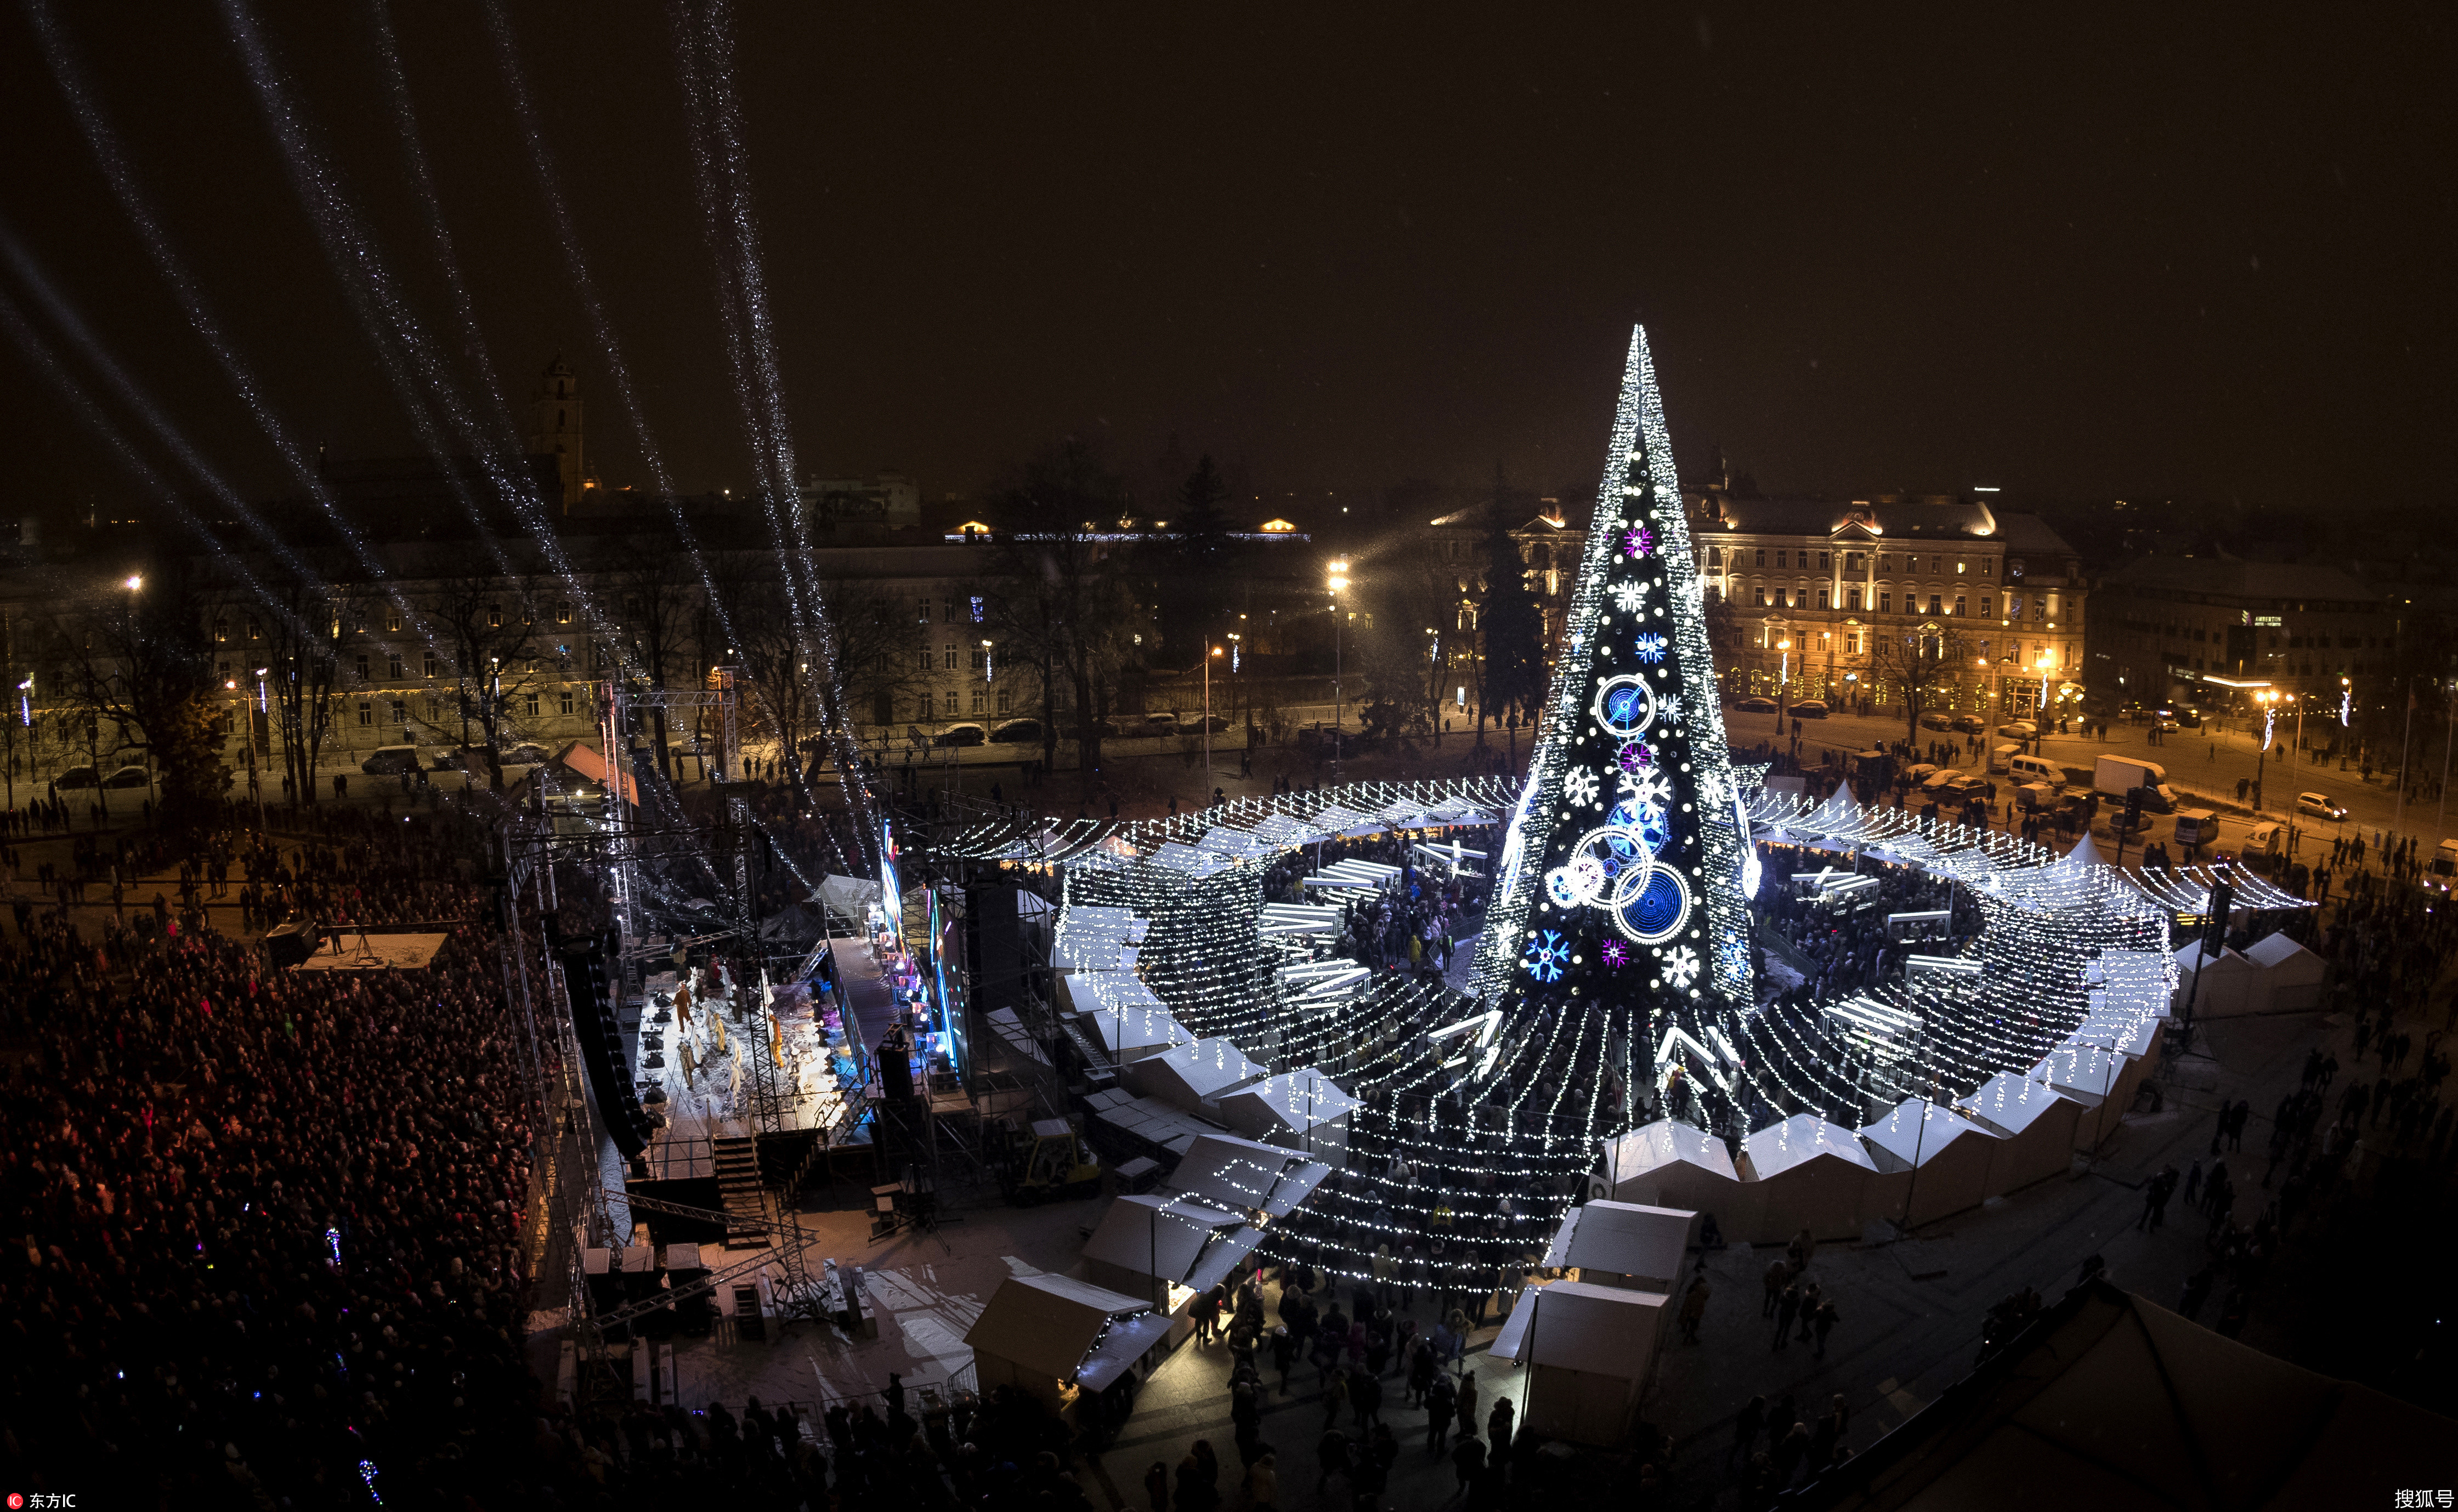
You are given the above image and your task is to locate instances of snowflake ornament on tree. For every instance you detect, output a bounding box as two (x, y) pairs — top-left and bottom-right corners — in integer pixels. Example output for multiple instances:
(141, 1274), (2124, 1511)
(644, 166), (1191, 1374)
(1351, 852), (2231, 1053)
(1600, 939), (1630, 969)
(1562, 767), (1601, 807)
(1633, 632), (1668, 664)
(1521, 930), (1570, 983)
(1623, 524), (1656, 558)
(1617, 741), (1653, 774)
(1627, 767), (1676, 809)
(1610, 580), (1648, 615)
(1662, 945), (1702, 988)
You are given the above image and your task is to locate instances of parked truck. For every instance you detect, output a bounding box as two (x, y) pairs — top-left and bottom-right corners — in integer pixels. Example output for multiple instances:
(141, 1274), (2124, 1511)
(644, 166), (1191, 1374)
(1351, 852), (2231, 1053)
(2093, 753), (2178, 813)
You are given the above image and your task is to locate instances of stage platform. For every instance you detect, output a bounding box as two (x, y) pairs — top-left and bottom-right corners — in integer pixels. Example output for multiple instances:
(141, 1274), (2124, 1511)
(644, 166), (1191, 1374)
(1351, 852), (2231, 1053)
(292, 930), (450, 972)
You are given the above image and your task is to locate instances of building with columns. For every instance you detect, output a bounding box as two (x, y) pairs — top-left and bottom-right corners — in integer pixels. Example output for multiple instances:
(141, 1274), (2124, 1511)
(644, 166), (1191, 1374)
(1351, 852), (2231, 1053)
(1681, 479), (2088, 720)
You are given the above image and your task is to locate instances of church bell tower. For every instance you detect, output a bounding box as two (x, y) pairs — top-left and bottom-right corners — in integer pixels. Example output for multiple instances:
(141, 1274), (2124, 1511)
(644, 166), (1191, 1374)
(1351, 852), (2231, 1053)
(529, 355), (585, 511)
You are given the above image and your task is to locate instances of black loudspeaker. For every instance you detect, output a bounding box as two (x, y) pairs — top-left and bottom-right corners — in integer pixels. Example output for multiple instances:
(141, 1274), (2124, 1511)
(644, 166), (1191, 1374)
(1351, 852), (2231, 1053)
(876, 1025), (914, 1102)
(264, 920), (322, 968)
(965, 884), (1026, 1021)
(559, 927), (655, 1157)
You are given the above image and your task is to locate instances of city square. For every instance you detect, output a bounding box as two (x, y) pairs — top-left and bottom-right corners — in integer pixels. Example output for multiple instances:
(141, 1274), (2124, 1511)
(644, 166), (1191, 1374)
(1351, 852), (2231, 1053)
(1, 7), (2452, 1509)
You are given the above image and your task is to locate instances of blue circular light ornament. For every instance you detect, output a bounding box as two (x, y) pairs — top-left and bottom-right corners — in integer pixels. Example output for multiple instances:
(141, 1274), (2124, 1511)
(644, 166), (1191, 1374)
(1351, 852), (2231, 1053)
(1609, 862), (1694, 945)
(1592, 675), (1657, 739)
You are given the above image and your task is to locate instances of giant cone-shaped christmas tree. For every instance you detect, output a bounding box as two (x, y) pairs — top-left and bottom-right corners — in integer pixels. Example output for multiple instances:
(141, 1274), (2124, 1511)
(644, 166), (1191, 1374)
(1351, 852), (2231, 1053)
(1277, 327), (1756, 1292)
(1472, 324), (1759, 1135)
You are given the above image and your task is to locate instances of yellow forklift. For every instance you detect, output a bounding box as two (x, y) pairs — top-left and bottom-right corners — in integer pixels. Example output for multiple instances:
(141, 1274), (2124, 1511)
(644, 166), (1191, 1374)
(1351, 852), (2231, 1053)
(998, 1116), (1103, 1205)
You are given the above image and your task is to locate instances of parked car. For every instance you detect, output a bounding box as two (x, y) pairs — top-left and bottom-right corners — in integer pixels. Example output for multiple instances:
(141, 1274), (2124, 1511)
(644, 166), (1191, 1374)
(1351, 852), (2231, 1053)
(361, 745), (423, 776)
(1903, 763), (1942, 787)
(1296, 723), (1358, 756)
(1997, 721), (2037, 739)
(1949, 715), (1986, 734)
(103, 766), (152, 789)
(1922, 770), (1991, 804)
(501, 742), (553, 766)
(2296, 790), (2348, 821)
(1735, 696), (1777, 713)
(1181, 713), (1230, 733)
(1140, 712), (1181, 734)
(53, 765), (100, 789)
(1789, 699), (1830, 720)
(936, 723), (988, 747)
(989, 718), (1044, 744)
(1918, 711), (1955, 731)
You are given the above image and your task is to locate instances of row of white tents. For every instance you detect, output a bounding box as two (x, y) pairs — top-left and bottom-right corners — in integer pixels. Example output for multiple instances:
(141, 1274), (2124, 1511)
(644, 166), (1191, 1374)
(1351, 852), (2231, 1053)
(1596, 950), (2178, 1240)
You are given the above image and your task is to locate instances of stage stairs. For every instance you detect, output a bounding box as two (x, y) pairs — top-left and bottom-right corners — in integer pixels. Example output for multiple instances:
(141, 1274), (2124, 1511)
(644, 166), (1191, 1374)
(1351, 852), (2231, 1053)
(712, 1135), (771, 1247)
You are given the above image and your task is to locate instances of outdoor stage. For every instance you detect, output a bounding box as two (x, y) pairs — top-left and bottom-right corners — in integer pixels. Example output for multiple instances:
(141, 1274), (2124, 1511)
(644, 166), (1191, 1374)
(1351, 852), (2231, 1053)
(290, 927), (451, 972)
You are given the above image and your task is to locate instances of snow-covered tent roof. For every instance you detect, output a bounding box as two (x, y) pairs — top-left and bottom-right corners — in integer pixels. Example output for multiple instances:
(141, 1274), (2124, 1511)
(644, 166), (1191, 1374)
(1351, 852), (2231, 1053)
(1052, 905), (1148, 972)
(2031, 1041), (2127, 1100)
(1248, 813), (1326, 846)
(1168, 1132), (1333, 1219)
(1308, 803), (1377, 833)
(1491, 1281), (1667, 1379)
(2173, 941), (2256, 981)
(1858, 1097), (1995, 1168)
(1957, 1070), (2083, 1138)
(1193, 826), (1271, 860)
(1149, 841), (1236, 879)
(1058, 972), (1189, 1062)
(2069, 1005), (2164, 1060)
(2241, 930), (2323, 980)
(1210, 1069), (1361, 1139)
(1600, 1119), (1738, 1183)
(1541, 1199), (1696, 1279)
(1118, 1037), (1267, 1111)
(1080, 1195), (1251, 1290)
(1745, 1114), (1880, 1180)
(964, 1273), (1158, 1384)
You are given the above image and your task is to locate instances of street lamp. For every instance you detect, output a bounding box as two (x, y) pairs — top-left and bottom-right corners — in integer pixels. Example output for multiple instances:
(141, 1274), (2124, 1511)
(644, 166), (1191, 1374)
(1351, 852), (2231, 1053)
(1776, 638), (1792, 724)
(123, 574), (143, 592)
(1204, 644), (1224, 789)
(1327, 559), (1349, 737)
(2252, 688), (2281, 811)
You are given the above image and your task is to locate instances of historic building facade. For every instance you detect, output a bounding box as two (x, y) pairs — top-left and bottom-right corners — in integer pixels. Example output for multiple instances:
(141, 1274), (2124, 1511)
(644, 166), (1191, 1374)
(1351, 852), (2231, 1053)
(1681, 480), (2088, 719)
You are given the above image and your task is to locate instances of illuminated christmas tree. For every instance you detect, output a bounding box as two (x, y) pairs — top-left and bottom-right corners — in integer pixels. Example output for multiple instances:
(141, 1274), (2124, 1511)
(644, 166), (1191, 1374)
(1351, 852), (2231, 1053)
(1472, 324), (1760, 1135)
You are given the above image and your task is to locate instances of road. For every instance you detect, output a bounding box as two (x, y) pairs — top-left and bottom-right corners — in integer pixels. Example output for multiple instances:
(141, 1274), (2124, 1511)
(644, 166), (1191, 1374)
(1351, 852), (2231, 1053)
(1722, 700), (2458, 862)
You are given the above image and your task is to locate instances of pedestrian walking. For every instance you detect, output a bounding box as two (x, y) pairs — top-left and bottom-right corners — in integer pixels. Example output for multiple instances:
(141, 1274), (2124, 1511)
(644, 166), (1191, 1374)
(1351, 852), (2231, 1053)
(1679, 1274), (1711, 1343)
(1811, 1298), (1840, 1357)
(1424, 1372), (1455, 1454)
(1773, 1281), (1802, 1349)
(1731, 1394), (1766, 1465)
(1314, 1429), (1351, 1495)
(1763, 1259), (1789, 1317)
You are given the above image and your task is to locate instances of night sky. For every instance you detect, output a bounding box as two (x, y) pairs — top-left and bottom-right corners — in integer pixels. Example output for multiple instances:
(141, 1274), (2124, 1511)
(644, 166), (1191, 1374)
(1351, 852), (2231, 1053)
(1, 4), (2449, 522)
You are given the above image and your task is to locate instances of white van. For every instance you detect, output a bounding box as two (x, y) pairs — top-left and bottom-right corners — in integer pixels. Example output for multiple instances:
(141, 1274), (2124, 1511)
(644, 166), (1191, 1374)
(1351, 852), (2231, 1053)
(2008, 754), (2063, 788)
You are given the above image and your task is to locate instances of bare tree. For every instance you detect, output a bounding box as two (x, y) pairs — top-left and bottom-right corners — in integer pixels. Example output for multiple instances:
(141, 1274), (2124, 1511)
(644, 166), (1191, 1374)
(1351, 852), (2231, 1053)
(984, 439), (1136, 794)
(50, 561), (225, 823)
(812, 576), (922, 760)
(1871, 621), (1974, 741)
(604, 529), (703, 773)
(411, 568), (550, 791)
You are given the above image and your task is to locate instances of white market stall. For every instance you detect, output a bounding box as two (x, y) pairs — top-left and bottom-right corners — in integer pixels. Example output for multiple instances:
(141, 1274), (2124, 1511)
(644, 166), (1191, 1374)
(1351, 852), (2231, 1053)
(1491, 1280), (1668, 1447)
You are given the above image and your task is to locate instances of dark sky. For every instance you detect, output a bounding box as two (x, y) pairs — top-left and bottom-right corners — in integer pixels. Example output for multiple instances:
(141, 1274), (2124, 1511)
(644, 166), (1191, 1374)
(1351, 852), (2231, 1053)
(1, 3), (2449, 524)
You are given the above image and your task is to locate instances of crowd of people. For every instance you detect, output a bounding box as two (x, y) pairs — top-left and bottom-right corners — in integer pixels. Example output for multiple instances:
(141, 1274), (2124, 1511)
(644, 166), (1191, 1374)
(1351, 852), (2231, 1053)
(1749, 849), (1974, 1005)
(0, 809), (551, 1504)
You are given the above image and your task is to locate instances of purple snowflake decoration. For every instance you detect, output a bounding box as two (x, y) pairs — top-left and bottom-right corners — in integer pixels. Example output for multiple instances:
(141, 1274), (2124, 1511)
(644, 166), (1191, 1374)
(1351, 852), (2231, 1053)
(1618, 741), (1653, 774)
(1623, 525), (1656, 558)
(1600, 939), (1631, 969)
